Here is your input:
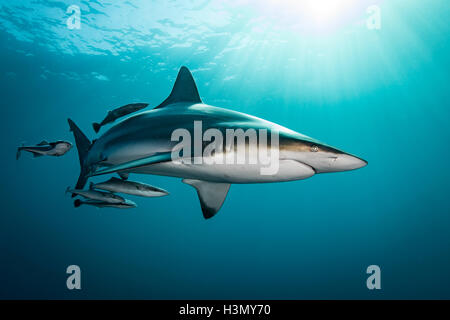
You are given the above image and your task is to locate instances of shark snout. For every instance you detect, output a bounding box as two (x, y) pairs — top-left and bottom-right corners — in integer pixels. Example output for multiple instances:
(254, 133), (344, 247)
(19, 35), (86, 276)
(334, 153), (367, 171)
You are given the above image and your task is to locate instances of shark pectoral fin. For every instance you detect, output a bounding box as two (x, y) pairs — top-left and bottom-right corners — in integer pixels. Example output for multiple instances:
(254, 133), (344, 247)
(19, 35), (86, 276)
(88, 152), (173, 177)
(182, 179), (230, 219)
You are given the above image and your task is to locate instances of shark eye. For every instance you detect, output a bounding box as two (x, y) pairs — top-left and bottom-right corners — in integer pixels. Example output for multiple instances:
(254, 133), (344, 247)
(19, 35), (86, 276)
(311, 145), (319, 152)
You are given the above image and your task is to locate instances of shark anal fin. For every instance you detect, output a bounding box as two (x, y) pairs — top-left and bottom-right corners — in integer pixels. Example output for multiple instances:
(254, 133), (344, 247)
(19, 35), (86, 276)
(154, 66), (202, 109)
(182, 179), (230, 219)
(89, 152), (173, 177)
(32, 152), (44, 158)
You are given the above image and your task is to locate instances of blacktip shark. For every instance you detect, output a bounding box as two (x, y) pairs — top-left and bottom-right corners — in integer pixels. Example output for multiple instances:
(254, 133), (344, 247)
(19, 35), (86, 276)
(16, 140), (72, 160)
(92, 103), (149, 133)
(93, 177), (169, 198)
(68, 66), (367, 219)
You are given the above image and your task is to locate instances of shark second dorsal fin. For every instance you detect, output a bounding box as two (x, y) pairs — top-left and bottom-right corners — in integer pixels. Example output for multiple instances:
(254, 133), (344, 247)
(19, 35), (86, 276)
(182, 179), (230, 219)
(154, 66), (202, 109)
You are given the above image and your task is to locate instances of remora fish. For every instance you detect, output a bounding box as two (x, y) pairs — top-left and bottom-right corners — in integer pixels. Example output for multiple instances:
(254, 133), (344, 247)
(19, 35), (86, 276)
(74, 199), (136, 209)
(92, 103), (149, 133)
(93, 177), (169, 197)
(68, 66), (367, 219)
(66, 184), (125, 204)
(16, 140), (72, 160)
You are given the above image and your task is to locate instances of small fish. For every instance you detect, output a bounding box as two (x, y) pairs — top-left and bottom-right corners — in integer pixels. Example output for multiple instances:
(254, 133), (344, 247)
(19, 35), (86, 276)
(93, 177), (169, 198)
(66, 183), (125, 204)
(92, 103), (149, 133)
(16, 140), (72, 160)
(74, 199), (137, 209)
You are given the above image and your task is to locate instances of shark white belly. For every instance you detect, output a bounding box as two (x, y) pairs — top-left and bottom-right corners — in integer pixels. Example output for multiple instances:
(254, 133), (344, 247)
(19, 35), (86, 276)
(126, 159), (315, 183)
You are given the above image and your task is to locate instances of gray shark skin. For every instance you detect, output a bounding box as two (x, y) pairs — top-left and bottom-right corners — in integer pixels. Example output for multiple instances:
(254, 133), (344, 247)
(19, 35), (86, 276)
(74, 199), (136, 209)
(93, 177), (169, 198)
(66, 184), (125, 204)
(16, 140), (72, 160)
(68, 66), (367, 219)
(93, 103), (149, 133)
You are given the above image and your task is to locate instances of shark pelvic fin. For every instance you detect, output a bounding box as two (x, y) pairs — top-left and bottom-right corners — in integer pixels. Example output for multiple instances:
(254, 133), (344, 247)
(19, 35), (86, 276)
(154, 66), (202, 109)
(182, 179), (230, 219)
(88, 152), (173, 177)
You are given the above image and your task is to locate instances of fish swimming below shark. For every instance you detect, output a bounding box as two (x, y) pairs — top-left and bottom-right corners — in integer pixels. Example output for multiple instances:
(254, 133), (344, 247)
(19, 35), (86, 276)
(74, 199), (137, 209)
(92, 103), (149, 133)
(16, 140), (72, 160)
(93, 177), (169, 198)
(68, 66), (367, 219)
(66, 184), (125, 204)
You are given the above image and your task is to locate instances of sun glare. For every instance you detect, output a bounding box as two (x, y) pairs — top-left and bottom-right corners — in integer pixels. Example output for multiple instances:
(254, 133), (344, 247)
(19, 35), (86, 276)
(257, 0), (360, 32)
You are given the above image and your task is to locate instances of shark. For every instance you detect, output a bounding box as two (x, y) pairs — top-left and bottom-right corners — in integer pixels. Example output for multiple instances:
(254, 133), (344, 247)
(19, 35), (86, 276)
(68, 66), (367, 219)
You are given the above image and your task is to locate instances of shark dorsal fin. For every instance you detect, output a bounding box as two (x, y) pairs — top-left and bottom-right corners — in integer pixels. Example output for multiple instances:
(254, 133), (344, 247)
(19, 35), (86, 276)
(154, 66), (202, 109)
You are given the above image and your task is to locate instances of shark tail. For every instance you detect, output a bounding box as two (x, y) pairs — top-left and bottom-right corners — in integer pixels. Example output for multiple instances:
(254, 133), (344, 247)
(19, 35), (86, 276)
(92, 123), (101, 133)
(74, 199), (82, 208)
(68, 119), (92, 194)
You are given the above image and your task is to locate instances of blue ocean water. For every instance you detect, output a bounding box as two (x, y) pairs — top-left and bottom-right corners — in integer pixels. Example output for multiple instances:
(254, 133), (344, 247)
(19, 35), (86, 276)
(0, 0), (449, 299)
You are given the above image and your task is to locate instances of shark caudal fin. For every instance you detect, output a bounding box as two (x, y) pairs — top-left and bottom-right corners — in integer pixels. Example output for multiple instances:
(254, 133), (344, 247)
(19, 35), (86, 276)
(154, 66), (202, 109)
(68, 118), (92, 192)
(92, 123), (101, 133)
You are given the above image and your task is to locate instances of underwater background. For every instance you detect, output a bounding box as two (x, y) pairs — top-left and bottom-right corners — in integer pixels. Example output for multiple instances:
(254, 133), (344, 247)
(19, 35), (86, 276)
(0, 0), (449, 299)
